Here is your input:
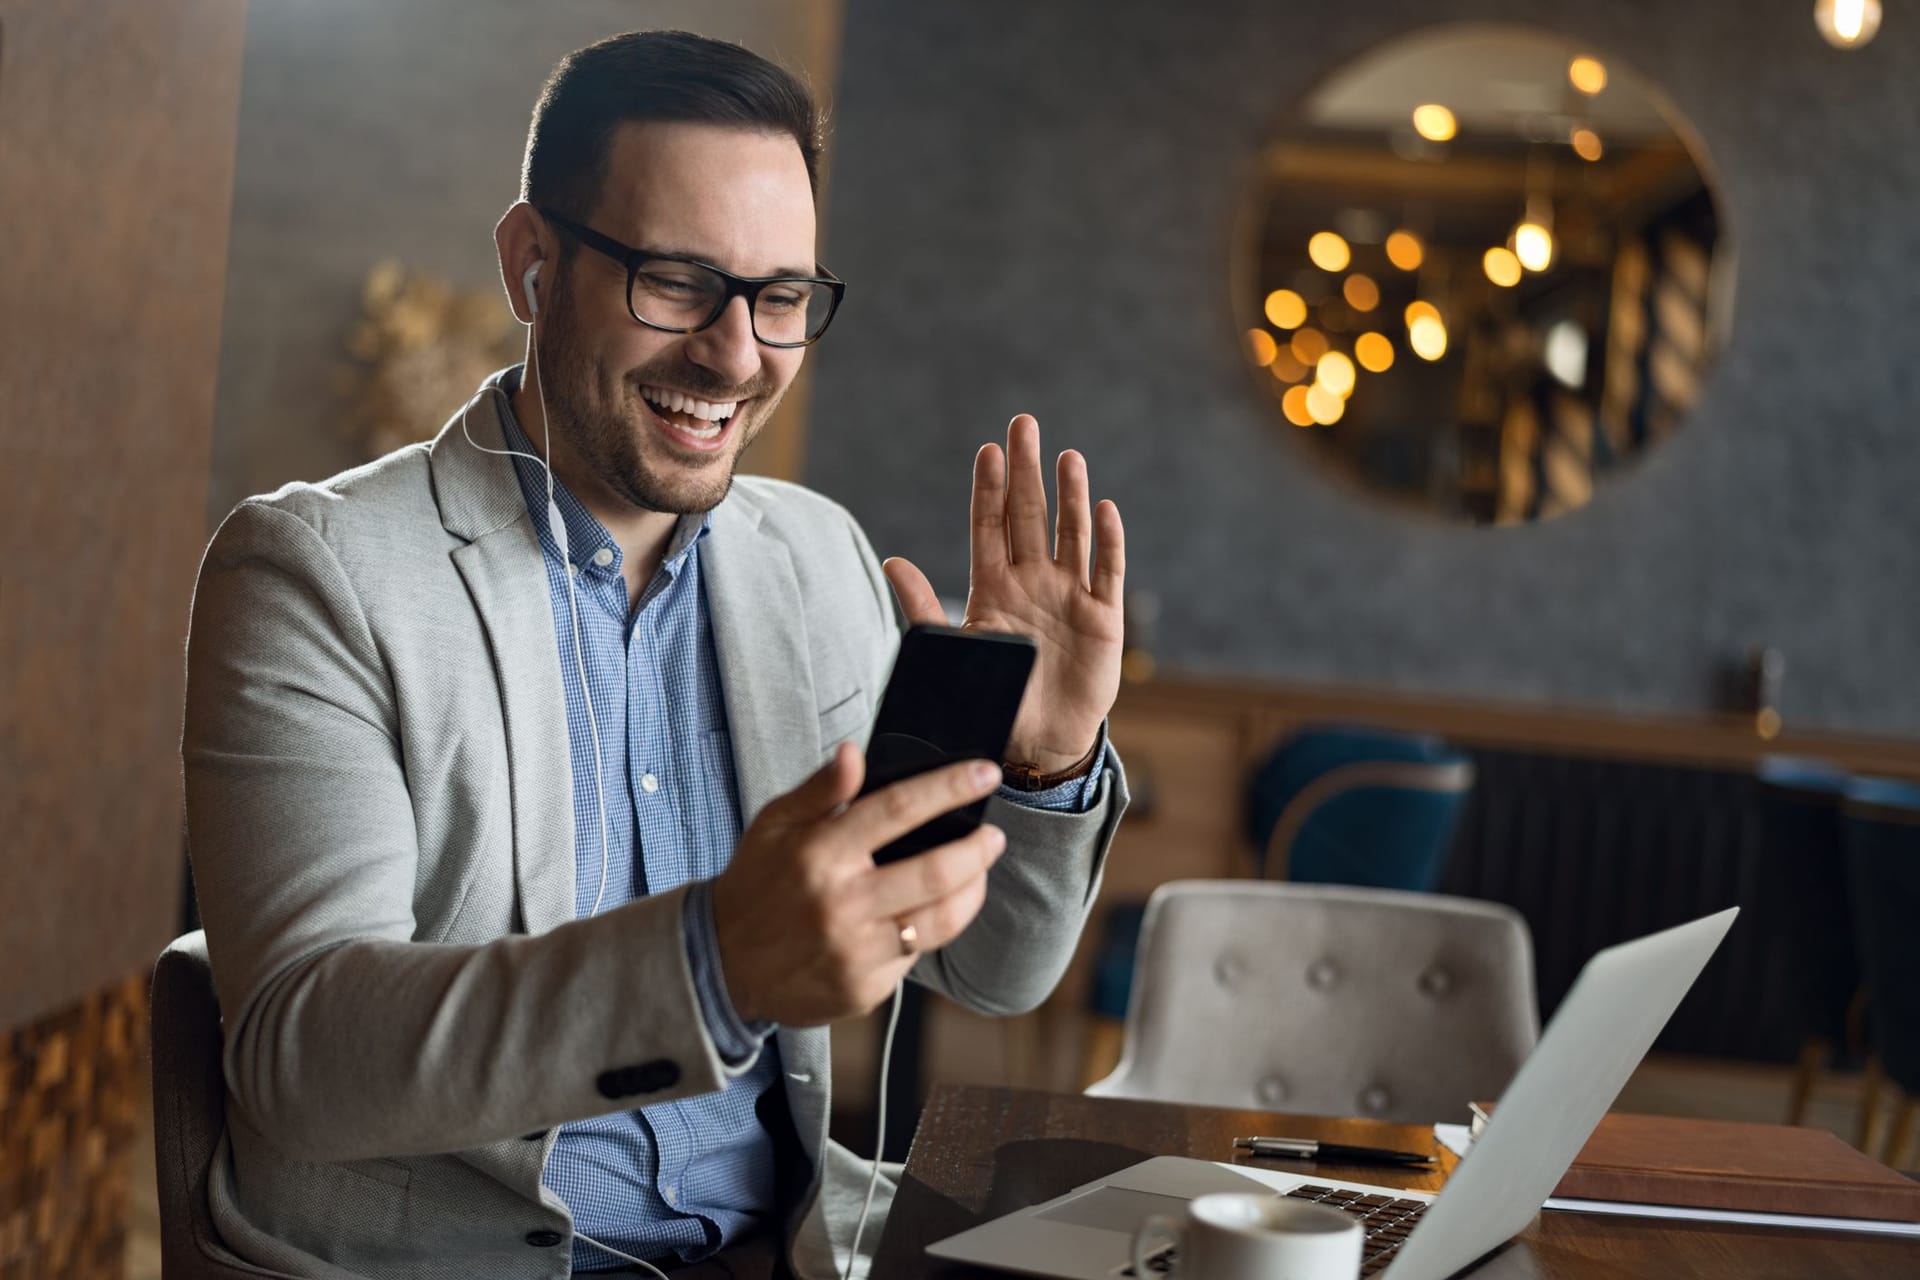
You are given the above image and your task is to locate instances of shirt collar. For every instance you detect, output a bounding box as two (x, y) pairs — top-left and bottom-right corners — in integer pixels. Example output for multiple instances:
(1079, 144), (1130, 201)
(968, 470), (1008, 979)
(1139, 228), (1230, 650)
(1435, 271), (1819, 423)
(489, 365), (712, 581)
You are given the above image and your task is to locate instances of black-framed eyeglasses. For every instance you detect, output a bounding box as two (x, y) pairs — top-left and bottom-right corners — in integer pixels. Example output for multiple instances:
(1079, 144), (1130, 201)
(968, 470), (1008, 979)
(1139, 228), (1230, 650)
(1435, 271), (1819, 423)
(538, 207), (845, 348)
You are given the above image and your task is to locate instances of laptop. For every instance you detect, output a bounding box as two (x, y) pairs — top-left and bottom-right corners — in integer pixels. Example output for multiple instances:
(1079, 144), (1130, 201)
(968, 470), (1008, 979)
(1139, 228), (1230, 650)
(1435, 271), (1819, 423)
(927, 907), (1739, 1279)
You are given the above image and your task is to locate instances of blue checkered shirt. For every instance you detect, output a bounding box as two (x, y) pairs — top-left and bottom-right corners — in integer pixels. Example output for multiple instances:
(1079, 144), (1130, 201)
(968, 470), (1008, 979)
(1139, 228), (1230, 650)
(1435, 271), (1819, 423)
(490, 368), (1106, 1271)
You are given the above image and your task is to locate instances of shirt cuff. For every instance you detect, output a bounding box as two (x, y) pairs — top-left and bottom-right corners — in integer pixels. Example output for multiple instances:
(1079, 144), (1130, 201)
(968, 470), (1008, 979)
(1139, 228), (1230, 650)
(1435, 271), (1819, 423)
(681, 879), (775, 1065)
(996, 722), (1111, 814)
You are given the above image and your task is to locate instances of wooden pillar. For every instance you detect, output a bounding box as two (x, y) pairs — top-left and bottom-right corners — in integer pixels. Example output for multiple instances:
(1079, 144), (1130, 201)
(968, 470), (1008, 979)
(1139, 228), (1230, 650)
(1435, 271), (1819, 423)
(0, 2), (247, 1275)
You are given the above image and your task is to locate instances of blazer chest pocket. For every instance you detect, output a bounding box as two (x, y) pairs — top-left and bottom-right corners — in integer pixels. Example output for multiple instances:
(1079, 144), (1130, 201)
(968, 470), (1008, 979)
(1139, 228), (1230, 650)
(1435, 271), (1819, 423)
(817, 688), (869, 756)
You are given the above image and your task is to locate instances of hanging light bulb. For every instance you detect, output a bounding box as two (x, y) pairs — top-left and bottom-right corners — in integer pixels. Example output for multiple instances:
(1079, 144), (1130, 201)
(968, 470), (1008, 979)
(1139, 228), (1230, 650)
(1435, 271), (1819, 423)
(1483, 246), (1523, 287)
(1567, 56), (1608, 95)
(1815, 0), (1882, 47)
(1408, 314), (1448, 361)
(1410, 104), (1457, 142)
(1512, 219), (1555, 272)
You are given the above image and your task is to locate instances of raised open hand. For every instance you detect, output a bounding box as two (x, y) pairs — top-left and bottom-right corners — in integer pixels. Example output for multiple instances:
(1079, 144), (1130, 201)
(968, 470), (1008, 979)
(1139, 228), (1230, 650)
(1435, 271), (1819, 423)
(882, 414), (1125, 774)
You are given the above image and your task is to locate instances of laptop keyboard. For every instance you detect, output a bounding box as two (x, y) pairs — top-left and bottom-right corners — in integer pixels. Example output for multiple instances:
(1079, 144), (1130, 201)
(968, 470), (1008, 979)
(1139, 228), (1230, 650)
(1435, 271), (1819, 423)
(1115, 1185), (1429, 1277)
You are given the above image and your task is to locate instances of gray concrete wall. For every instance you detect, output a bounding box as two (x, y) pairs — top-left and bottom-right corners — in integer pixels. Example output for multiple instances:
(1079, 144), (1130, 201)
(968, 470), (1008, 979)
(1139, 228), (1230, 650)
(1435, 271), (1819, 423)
(805, 0), (1920, 736)
(209, 0), (840, 523)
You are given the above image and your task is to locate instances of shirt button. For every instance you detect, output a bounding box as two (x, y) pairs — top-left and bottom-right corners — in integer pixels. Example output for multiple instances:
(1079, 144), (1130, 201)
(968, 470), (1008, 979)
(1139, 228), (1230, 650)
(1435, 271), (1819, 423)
(641, 772), (659, 793)
(591, 547), (614, 567)
(662, 1185), (678, 1204)
(524, 1229), (563, 1248)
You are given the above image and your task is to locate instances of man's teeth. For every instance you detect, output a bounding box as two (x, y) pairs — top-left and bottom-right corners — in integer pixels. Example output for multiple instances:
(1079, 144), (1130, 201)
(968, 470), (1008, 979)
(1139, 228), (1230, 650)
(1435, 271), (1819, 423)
(641, 385), (738, 426)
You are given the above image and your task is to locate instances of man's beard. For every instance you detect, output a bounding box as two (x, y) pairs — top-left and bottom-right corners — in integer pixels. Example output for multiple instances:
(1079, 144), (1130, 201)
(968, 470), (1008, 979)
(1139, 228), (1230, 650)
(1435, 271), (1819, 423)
(534, 268), (778, 515)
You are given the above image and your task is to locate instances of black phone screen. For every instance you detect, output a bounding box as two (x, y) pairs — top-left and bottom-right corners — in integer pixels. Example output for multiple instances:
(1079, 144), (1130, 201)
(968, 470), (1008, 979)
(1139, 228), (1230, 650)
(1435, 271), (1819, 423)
(858, 624), (1037, 865)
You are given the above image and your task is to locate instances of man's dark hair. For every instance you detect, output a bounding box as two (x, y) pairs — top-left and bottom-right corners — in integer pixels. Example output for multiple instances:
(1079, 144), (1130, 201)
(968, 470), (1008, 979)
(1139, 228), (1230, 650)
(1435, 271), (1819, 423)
(520, 29), (823, 221)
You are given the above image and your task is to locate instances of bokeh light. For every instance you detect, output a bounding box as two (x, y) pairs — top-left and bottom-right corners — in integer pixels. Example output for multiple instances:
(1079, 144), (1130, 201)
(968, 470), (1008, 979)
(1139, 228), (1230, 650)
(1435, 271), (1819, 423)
(1281, 384), (1315, 427)
(1263, 288), (1307, 329)
(1483, 246), (1523, 287)
(1411, 104), (1457, 142)
(1305, 382), (1346, 424)
(1568, 56), (1608, 95)
(1244, 328), (1279, 367)
(1385, 230), (1425, 271)
(1289, 326), (1329, 364)
(1308, 231), (1352, 272)
(1354, 331), (1395, 373)
(1342, 274), (1380, 312)
(1316, 351), (1357, 399)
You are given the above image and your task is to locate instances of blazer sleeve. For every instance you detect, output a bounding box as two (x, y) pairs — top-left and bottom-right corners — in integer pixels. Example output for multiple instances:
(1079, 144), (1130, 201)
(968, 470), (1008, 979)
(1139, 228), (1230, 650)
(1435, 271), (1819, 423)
(183, 501), (741, 1165)
(839, 508), (1131, 1016)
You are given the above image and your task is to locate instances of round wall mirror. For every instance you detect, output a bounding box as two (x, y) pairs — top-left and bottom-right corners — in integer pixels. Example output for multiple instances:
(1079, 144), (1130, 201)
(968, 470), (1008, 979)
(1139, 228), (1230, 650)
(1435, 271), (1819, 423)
(1240, 26), (1732, 524)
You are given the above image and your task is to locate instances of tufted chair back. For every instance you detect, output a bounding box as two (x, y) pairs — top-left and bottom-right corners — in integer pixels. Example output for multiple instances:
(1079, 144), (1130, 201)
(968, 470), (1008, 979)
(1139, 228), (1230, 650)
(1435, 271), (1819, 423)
(1086, 882), (1538, 1125)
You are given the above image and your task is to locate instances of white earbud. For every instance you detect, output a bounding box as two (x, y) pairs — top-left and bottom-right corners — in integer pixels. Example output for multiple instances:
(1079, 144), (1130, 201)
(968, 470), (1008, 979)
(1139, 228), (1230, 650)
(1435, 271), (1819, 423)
(521, 261), (542, 318)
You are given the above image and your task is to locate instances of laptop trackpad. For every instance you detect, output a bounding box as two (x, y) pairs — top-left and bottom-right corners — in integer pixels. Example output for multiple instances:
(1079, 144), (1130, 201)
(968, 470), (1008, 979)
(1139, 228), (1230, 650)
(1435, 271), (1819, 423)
(1035, 1186), (1194, 1234)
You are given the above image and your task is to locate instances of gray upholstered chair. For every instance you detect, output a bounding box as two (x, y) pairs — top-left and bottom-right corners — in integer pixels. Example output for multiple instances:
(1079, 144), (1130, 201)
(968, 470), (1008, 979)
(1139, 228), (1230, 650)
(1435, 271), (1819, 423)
(1085, 882), (1538, 1125)
(150, 931), (288, 1278)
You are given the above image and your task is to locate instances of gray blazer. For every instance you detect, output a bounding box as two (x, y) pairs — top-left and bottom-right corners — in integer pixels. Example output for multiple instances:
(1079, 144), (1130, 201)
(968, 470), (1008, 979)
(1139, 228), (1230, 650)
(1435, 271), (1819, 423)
(181, 392), (1128, 1279)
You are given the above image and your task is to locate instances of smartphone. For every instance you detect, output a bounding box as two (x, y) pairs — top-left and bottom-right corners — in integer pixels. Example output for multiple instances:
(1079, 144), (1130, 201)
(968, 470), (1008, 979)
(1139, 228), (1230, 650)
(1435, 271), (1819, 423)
(858, 624), (1037, 865)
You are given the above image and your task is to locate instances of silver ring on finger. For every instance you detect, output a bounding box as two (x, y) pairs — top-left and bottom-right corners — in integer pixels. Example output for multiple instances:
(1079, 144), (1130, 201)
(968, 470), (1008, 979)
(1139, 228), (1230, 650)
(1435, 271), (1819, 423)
(896, 918), (919, 957)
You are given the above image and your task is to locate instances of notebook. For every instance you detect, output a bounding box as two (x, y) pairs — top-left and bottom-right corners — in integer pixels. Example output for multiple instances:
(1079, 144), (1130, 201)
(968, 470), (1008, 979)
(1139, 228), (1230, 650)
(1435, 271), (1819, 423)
(1467, 1104), (1920, 1221)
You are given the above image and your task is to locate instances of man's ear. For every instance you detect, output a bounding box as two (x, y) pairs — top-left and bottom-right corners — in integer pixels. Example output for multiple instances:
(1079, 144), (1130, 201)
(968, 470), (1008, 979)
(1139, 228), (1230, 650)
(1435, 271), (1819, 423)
(494, 201), (550, 325)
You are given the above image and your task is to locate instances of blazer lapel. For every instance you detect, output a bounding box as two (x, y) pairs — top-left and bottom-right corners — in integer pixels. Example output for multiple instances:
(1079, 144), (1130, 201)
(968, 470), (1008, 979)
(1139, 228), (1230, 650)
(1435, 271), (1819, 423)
(431, 391), (577, 937)
(703, 494), (821, 828)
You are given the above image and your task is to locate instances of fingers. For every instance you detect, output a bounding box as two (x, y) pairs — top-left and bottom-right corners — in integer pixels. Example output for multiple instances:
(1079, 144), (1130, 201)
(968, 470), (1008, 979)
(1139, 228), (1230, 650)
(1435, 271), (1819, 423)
(836, 757), (1002, 851)
(1003, 415), (1051, 563)
(1092, 498), (1126, 606)
(970, 442), (1009, 573)
(1054, 449), (1093, 590)
(881, 557), (947, 626)
(861, 821), (1005, 925)
(779, 741), (864, 822)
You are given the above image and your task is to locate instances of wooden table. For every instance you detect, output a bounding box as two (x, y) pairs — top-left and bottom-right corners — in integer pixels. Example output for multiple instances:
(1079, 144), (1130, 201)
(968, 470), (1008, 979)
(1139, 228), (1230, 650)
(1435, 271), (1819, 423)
(873, 1085), (1920, 1279)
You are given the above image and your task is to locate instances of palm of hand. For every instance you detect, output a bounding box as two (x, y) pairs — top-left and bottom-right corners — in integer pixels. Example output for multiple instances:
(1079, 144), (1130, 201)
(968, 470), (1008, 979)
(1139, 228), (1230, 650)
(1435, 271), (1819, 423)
(883, 414), (1126, 773)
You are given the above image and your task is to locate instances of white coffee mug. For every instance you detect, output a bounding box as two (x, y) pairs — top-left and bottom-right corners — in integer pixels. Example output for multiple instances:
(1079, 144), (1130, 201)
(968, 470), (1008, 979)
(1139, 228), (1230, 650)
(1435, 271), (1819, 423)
(1130, 1192), (1362, 1279)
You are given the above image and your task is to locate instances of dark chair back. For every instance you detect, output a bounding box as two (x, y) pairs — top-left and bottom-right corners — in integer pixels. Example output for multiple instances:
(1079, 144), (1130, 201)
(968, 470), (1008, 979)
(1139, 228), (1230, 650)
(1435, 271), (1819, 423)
(151, 932), (285, 1278)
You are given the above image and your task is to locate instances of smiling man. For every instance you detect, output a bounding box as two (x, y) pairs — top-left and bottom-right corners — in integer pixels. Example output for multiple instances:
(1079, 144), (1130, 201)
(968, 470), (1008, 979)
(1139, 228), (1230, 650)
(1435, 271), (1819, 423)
(181, 29), (1127, 1280)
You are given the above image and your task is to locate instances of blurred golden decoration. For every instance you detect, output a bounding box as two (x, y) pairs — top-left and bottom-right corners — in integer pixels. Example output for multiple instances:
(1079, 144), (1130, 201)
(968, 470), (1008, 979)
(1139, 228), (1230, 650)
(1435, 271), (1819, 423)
(1570, 127), (1604, 162)
(1245, 328), (1280, 367)
(1408, 314), (1449, 361)
(1316, 351), (1357, 398)
(1483, 246), (1523, 287)
(1281, 384), (1316, 427)
(1815, 0), (1882, 47)
(1512, 220), (1555, 272)
(1342, 273), (1380, 312)
(1355, 331), (1395, 373)
(1567, 56), (1608, 94)
(1403, 299), (1441, 327)
(1385, 230), (1425, 271)
(1263, 288), (1308, 329)
(342, 260), (520, 460)
(1307, 231), (1352, 272)
(1289, 326), (1330, 364)
(1268, 345), (1310, 383)
(1411, 103), (1457, 142)
(1305, 382), (1346, 424)
(1756, 706), (1783, 740)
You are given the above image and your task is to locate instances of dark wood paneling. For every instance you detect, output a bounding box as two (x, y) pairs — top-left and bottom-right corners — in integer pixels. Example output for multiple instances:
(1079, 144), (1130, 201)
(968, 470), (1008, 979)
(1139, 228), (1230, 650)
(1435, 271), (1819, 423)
(0, 976), (146, 1279)
(0, 0), (247, 1029)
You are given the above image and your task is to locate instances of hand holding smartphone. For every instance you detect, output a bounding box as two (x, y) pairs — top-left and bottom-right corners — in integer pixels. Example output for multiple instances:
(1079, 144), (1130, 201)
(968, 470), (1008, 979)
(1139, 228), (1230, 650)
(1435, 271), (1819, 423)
(858, 624), (1036, 865)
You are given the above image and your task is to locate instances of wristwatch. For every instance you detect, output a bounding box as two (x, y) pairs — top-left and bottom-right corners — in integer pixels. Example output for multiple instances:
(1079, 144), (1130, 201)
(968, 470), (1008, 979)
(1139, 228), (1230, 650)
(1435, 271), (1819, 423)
(1002, 738), (1102, 791)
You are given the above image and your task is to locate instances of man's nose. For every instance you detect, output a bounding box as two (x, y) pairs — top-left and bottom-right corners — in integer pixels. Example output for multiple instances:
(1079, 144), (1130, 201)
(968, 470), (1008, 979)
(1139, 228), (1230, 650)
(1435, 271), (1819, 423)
(684, 295), (762, 388)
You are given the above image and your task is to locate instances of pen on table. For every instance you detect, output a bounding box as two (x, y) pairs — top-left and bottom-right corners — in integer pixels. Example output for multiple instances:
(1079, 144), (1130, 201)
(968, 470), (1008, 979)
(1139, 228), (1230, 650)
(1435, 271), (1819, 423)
(1233, 1136), (1437, 1168)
